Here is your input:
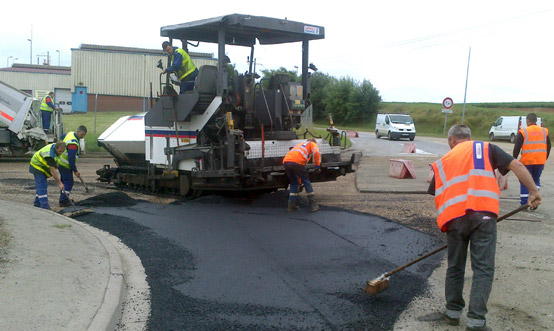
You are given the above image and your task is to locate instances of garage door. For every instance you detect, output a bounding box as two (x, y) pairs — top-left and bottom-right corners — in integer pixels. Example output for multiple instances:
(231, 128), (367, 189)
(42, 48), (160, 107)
(54, 88), (72, 113)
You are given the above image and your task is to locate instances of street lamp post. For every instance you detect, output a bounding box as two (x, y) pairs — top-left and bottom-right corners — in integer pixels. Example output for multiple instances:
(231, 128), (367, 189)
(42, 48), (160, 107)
(56, 50), (60, 66)
(7, 56), (12, 67)
(27, 39), (32, 65)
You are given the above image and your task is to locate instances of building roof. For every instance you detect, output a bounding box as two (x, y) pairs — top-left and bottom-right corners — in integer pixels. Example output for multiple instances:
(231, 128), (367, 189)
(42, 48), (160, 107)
(74, 44), (214, 59)
(0, 63), (71, 75)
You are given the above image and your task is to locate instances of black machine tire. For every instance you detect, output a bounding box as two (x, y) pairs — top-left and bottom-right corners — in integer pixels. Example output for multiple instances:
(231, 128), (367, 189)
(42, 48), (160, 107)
(489, 133), (495, 141)
(375, 130), (380, 139)
(510, 133), (516, 143)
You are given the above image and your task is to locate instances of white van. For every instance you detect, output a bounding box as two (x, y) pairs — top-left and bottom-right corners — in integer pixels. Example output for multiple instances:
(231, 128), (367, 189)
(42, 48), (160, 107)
(375, 113), (416, 141)
(488, 116), (542, 143)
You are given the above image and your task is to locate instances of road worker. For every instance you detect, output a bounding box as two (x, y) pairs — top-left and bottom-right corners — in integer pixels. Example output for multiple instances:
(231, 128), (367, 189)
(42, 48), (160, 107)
(39, 91), (60, 133)
(428, 124), (541, 331)
(283, 138), (321, 212)
(162, 41), (198, 94)
(513, 113), (551, 206)
(58, 126), (87, 207)
(29, 141), (66, 209)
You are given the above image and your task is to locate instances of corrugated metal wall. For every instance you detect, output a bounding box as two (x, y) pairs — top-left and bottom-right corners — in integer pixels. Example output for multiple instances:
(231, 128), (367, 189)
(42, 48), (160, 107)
(72, 50), (216, 98)
(0, 71), (71, 93)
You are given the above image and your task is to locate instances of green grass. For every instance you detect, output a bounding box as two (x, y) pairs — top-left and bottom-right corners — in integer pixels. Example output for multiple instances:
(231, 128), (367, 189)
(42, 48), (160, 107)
(315, 102), (554, 141)
(62, 111), (139, 153)
(52, 224), (72, 229)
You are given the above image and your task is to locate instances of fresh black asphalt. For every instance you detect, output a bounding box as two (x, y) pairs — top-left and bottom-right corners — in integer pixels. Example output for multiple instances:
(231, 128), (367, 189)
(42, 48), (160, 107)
(75, 192), (444, 330)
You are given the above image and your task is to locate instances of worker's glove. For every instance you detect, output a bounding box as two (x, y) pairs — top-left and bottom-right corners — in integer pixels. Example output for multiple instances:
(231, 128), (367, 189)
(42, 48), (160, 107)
(314, 166), (321, 174)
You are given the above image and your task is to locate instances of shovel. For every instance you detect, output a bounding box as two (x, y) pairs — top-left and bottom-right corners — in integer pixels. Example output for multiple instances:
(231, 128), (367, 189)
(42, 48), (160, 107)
(77, 175), (94, 194)
(59, 189), (93, 217)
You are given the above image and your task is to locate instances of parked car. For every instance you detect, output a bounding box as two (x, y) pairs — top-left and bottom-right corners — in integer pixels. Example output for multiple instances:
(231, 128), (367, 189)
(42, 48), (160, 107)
(375, 113), (416, 141)
(488, 116), (542, 143)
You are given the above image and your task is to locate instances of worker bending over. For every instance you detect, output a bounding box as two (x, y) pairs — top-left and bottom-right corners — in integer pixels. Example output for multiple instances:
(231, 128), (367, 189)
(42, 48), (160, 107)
(29, 141), (66, 209)
(283, 139), (321, 212)
(428, 125), (541, 331)
(58, 126), (87, 207)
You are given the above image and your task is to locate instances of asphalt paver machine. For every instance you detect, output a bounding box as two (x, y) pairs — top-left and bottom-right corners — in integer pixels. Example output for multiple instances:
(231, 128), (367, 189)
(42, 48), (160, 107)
(98, 14), (354, 197)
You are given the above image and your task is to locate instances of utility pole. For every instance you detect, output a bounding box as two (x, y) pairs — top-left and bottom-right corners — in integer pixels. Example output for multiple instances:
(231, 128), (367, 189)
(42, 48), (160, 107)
(56, 50), (60, 66)
(27, 25), (33, 65)
(462, 47), (471, 124)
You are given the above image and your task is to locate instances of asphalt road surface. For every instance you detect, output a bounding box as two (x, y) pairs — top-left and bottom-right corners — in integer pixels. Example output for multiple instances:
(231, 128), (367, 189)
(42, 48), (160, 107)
(351, 131), (451, 157)
(74, 191), (444, 330)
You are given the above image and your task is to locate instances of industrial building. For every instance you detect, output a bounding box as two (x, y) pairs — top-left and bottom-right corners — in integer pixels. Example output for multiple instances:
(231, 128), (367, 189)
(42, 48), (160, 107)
(0, 44), (217, 113)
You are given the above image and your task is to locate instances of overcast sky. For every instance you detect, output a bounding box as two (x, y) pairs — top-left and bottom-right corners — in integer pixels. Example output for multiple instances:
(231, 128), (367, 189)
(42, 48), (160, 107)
(1, 0), (552, 103)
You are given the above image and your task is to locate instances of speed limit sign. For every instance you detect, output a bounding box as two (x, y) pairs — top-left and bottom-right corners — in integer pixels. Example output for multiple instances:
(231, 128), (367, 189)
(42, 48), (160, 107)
(442, 97), (453, 109)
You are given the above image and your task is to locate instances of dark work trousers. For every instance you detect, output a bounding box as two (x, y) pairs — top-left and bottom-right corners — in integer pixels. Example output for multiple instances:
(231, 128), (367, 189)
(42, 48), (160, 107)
(520, 164), (543, 205)
(29, 165), (50, 209)
(284, 161), (313, 201)
(59, 166), (74, 204)
(41, 110), (52, 133)
(179, 68), (199, 94)
(445, 211), (497, 329)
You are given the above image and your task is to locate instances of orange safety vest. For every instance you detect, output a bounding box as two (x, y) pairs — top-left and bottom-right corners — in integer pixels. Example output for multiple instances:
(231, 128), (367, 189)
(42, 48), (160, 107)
(432, 140), (500, 232)
(283, 141), (321, 166)
(519, 124), (548, 165)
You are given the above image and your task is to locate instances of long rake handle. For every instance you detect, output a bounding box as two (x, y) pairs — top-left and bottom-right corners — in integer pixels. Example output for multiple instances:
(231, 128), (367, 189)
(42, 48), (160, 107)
(383, 204), (529, 278)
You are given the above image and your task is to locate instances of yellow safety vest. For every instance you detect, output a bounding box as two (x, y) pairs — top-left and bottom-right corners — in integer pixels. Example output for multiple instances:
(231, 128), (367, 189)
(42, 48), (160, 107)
(58, 132), (80, 169)
(40, 95), (55, 112)
(30, 143), (59, 177)
(173, 48), (197, 81)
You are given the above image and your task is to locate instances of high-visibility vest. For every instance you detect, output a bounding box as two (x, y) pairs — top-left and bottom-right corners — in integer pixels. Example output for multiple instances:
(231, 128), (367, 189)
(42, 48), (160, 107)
(30, 143), (59, 177)
(58, 131), (80, 169)
(432, 141), (500, 232)
(283, 141), (321, 166)
(173, 48), (197, 81)
(519, 125), (548, 165)
(40, 95), (55, 112)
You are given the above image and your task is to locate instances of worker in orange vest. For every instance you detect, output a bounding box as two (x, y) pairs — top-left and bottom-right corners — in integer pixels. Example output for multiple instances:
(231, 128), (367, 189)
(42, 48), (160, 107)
(513, 113), (551, 206)
(428, 125), (541, 331)
(283, 139), (321, 212)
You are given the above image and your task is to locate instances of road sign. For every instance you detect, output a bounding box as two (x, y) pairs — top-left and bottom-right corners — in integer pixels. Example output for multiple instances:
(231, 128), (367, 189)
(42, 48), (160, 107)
(442, 108), (452, 114)
(442, 97), (453, 109)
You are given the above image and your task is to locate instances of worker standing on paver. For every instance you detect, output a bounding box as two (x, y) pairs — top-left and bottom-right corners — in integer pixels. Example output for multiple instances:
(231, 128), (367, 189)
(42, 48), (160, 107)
(29, 141), (66, 209)
(39, 91), (60, 133)
(283, 139), (321, 212)
(57, 126), (87, 207)
(513, 113), (551, 206)
(428, 124), (542, 331)
(161, 41), (198, 94)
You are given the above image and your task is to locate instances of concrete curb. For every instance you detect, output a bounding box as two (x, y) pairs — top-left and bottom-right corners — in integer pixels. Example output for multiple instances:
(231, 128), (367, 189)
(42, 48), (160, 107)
(42, 208), (126, 331)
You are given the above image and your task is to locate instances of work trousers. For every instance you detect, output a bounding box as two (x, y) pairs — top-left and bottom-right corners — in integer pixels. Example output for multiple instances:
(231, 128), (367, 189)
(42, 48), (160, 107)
(30, 165), (50, 209)
(59, 166), (74, 204)
(41, 110), (52, 133)
(520, 164), (543, 206)
(445, 211), (497, 329)
(179, 68), (199, 94)
(284, 161), (313, 201)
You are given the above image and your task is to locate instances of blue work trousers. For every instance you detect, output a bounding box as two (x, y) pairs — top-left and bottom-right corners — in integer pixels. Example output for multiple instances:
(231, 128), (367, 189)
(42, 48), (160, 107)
(520, 164), (543, 206)
(284, 161), (313, 201)
(59, 166), (74, 204)
(444, 211), (497, 329)
(179, 68), (198, 94)
(30, 165), (50, 209)
(41, 110), (52, 133)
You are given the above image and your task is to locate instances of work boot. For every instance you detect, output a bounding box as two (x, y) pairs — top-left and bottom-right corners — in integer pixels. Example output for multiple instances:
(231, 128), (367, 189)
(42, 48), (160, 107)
(287, 200), (299, 212)
(307, 195), (319, 212)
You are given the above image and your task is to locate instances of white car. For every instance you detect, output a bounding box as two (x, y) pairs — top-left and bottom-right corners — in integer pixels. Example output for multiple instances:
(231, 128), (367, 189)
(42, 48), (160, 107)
(375, 113), (416, 141)
(488, 116), (542, 143)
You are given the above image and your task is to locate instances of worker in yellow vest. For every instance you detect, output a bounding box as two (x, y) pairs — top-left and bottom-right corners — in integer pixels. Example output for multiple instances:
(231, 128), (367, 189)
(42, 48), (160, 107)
(162, 41), (199, 94)
(29, 141), (66, 209)
(39, 91), (60, 133)
(513, 113), (551, 206)
(428, 125), (541, 330)
(57, 126), (88, 207)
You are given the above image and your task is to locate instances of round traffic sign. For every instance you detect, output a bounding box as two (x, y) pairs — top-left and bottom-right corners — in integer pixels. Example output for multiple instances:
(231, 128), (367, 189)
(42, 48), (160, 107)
(443, 97), (453, 109)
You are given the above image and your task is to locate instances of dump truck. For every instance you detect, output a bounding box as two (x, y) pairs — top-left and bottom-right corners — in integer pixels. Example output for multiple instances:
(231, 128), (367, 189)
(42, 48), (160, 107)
(0, 80), (63, 156)
(97, 14), (354, 197)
